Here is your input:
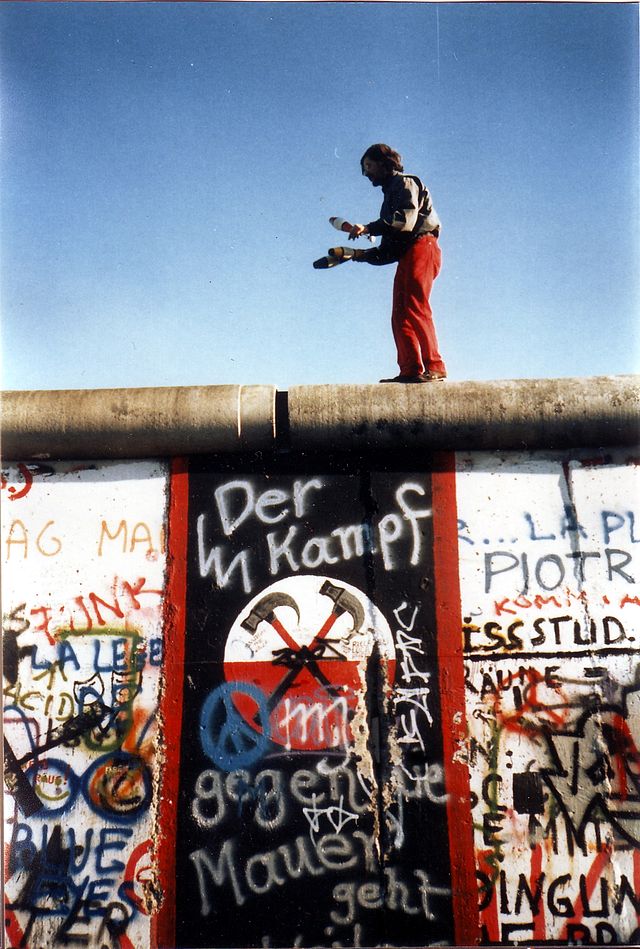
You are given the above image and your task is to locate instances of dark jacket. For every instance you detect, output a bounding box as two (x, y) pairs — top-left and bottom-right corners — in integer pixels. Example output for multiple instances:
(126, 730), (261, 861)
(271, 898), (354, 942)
(362, 171), (441, 266)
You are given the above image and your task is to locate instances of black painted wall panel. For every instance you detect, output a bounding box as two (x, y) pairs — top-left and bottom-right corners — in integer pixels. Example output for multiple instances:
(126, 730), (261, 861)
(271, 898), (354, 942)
(175, 454), (454, 948)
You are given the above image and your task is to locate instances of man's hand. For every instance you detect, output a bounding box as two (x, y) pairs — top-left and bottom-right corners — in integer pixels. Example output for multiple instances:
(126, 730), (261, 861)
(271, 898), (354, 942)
(348, 224), (368, 241)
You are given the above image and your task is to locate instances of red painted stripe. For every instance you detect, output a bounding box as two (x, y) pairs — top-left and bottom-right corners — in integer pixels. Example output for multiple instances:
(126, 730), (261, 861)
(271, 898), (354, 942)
(530, 842), (546, 940)
(431, 453), (480, 946)
(153, 457), (189, 949)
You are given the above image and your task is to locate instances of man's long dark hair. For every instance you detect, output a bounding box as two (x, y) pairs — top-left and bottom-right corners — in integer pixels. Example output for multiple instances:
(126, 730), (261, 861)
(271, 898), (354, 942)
(360, 143), (404, 175)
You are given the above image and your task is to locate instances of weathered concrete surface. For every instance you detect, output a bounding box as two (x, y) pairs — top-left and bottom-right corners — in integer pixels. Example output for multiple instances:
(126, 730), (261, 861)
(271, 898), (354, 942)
(1, 384), (276, 459)
(288, 375), (640, 450)
(3, 376), (638, 461)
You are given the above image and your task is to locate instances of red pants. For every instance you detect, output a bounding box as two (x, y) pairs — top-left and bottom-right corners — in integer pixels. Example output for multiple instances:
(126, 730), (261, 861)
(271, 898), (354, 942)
(391, 234), (445, 376)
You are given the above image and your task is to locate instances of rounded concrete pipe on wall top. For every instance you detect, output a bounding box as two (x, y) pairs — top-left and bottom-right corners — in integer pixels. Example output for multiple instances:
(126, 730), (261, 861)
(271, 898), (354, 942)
(2, 376), (638, 460)
(287, 376), (640, 451)
(1, 385), (277, 460)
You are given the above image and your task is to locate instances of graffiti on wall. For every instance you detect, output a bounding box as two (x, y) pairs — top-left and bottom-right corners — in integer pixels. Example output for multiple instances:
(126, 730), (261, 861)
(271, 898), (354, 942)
(2, 461), (169, 949)
(456, 452), (640, 946)
(3, 448), (638, 948)
(173, 461), (458, 948)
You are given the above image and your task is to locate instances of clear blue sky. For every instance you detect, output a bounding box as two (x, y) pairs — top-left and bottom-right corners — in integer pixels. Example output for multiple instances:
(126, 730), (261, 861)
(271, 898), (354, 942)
(1, 2), (638, 391)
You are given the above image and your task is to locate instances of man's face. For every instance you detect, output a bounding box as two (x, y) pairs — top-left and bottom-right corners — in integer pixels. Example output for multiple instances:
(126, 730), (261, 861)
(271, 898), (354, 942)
(362, 157), (388, 186)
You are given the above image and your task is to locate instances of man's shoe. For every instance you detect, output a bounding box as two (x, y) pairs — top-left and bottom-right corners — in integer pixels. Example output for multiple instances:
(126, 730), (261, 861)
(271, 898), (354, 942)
(379, 374), (428, 384)
(422, 370), (447, 381)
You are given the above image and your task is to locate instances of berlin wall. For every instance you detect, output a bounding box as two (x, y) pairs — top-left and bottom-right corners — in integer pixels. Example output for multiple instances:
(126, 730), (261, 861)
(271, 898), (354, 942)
(2, 376), (639, 948)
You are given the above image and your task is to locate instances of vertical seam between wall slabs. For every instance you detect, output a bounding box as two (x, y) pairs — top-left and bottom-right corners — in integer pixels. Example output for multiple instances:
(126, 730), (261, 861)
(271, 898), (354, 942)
(236, 385), (243, 440)
(357, 462), (390, 938)
(275, 390), (290, 450)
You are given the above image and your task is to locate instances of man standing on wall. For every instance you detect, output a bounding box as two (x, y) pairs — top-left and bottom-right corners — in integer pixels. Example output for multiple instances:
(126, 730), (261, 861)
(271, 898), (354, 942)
(344, 144), (446, 384)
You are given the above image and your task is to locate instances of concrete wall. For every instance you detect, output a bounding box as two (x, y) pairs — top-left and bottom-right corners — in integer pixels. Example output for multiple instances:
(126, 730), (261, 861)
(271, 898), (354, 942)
(2, 377), (639, 948)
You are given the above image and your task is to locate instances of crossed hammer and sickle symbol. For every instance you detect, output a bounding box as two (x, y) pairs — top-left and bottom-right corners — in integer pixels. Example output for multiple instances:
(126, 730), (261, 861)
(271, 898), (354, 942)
(240, 581), (366, 721)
